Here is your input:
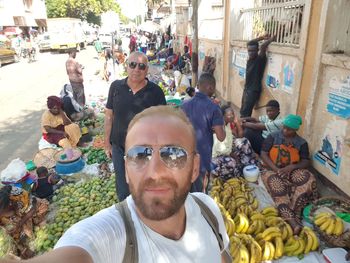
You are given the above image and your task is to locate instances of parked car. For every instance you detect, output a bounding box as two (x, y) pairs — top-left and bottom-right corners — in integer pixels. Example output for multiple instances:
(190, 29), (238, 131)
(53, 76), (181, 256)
(0, 40), (19, 67)
(38, 33), (51, 52)
(98, 33), (112, 49)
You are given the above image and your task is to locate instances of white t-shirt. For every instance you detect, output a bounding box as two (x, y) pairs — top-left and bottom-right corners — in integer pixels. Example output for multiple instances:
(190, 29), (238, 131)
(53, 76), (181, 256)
(55, 193), (229, 263)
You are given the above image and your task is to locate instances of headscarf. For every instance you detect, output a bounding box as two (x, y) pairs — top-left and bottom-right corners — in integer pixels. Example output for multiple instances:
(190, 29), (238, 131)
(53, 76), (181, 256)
(283, 114), (302, 130)
(47, 96), (63, 109)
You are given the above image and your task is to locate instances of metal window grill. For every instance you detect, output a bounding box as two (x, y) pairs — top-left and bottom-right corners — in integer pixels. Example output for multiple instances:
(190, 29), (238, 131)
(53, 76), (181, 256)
(239, 0), (305, 47)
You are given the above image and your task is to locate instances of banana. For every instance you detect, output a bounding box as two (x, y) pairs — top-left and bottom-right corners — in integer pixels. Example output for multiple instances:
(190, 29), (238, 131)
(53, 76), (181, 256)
(319, 217), (332, 232)
(250, 212), (264, 221)
(252, 220), (264, 235)
(274, 236), (284, 259)
(261, 206), (279, 216)
(333, 217), (344, 236)
(281, 223), (288, 241)
(314, 212), (332, 221)
(284, 222), (293, 241)
(262, 227), (282, 241)
(247, 220), (258, 235)
(255, 233), (264, 242)
(265, 216), (284, 226)
(302, 230), (313, 254)
(235, 197), (248, 207)
(262, 241), (275, 261)
(325, 217), (336, 235)
(284, 236), (300, 256)
(304, 227), (319, 251)
(249, 239), (262, 263)
(292, 238), (306, 256)
(314, 213), (331, 226)
(239, 244), (250, 263)
(235, 213), (250, 233)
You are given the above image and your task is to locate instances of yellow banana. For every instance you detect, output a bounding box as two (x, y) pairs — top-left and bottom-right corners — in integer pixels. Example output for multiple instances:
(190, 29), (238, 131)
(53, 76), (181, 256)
(292, 238), (306, 256)
(333, 217), (344, 236)
(314, 213), (331, 226)
(255, 233), (264, 242)
(235, 197), (248, 207)
(284, 236), (300, 255)
(262, 241), (275, 261)
(265, 216), (284, 226)
(247, 220), (258, 235)
(235, 213), (250, 233)
(239, 244), (250, 263)
(249, 239), (262, 263)
(250, 212), (264, 221)
(281, 223), (288, 241)
(274, 236), (284, 259)
(284, 222), (293, 240)
(304, 227), (319, 251)
(302, 230), (313, 254)
(314, 212), (331, 221)
(261, 206), (279, 216)
(319, 217), (332, 232)
(262, 227), (282, 241)
(325, 217), (336, 235)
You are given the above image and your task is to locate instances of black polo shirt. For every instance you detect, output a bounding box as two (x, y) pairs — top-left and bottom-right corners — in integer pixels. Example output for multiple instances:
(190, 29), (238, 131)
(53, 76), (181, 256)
(106, 78), (166, 148)
(245, 54), (267, 93)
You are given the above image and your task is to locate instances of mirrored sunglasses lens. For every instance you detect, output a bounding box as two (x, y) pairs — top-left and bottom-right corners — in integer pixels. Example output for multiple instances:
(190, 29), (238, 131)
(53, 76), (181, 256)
(160, 147), (188, 169)
(129, 62), (137, 69)
(126, 146), (152, 167)
(138, 63), (147, 70)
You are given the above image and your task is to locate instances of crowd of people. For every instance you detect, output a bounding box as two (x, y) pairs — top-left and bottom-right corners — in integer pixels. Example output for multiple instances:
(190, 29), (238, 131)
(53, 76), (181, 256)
(0, 32), (320, 262)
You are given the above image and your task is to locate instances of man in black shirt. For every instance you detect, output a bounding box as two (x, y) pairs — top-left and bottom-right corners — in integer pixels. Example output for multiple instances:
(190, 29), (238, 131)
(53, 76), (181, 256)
(104, 51), (166, 201)
(240, 34), (276, 117)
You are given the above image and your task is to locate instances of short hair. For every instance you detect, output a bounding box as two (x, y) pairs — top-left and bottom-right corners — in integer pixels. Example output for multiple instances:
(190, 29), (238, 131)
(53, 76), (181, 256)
(36, 166), (48, 176)
(68, 49), (77, 55)
(247, 40), (259, 49)
(0, 185), (12, 210)
(198, 73), (216, 88)
(220, 104), (232, 115)
(129, 51), (148, 66)
(127, 105), (196, 148)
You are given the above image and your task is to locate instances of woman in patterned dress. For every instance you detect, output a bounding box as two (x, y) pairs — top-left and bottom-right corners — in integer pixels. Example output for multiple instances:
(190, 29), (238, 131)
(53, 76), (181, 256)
(0, 185), (49, 258)
(260, 114), (317, 234)
(211, 105), (260, 181)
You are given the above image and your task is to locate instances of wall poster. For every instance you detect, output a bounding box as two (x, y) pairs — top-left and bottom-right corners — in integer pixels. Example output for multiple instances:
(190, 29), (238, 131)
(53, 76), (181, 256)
(265, 54), (282, 89)
(232, 49), (247, 78)
(327, 75), (350, 119)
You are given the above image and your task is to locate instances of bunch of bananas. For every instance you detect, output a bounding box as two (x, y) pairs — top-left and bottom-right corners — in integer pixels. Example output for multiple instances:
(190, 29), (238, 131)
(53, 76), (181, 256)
(299, 226), (319, 254)
(314, 212), (344, 236)
(230, 234), (262, 263)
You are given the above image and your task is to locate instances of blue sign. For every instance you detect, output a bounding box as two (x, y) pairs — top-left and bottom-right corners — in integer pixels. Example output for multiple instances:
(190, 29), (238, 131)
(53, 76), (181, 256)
(327, 93), (350, 119)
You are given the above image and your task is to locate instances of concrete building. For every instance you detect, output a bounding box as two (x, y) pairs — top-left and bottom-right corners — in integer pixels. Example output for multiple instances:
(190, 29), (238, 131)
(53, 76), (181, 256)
(0, 0), (47, 28)
(172, 0), (350, 196)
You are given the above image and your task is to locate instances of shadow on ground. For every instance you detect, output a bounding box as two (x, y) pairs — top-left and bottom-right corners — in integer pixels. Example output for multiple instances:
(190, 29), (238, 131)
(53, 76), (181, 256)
(0, 109), (43, 171)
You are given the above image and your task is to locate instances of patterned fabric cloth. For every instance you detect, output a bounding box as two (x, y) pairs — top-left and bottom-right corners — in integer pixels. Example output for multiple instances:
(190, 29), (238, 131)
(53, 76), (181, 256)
(211, 137), (260, 180)
(261, 169), (317, 222)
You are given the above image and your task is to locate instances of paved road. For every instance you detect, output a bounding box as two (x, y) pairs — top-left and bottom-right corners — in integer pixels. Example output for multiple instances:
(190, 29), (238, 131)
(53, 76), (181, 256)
(0, 46), (104, 171)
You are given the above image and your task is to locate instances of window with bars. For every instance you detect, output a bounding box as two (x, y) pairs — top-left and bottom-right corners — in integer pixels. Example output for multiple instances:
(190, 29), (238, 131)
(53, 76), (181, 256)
(239, 0), (305, 47)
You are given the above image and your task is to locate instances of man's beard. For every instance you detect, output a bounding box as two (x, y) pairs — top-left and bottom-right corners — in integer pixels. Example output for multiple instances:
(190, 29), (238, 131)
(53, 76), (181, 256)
(129, 176), (191, 221)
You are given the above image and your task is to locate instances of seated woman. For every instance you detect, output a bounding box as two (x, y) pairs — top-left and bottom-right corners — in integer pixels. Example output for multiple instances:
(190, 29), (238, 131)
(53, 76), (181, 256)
(41, 96), (81, 148)
(0, 186), (49, 258)
(211, 105), (260, 181)
(260, 114), (318, 234)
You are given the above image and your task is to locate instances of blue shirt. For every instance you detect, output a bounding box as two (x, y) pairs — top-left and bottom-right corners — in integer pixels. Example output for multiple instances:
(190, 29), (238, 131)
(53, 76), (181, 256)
(181, 92), (224, 174)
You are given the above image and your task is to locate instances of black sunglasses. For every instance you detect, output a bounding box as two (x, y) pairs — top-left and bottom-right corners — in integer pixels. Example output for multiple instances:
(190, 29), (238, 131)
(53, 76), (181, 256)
(128, 61), (147, 70)
(125, 145), (193, 170)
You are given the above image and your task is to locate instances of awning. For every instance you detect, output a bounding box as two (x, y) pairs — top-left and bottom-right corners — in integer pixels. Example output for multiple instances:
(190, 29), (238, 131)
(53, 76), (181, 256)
(35, 19), (47, 27)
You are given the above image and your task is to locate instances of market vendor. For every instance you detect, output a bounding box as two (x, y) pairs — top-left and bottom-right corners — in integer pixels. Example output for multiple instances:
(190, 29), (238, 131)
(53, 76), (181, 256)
(260, 114), (318, 235)
(41, 96), (82, 148)
(211, 105), (260, 180)
(0, 185), (49, 259)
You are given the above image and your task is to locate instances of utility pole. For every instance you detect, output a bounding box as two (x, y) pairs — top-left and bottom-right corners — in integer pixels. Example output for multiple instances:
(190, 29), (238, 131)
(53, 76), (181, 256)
(191, 0), (198, 87)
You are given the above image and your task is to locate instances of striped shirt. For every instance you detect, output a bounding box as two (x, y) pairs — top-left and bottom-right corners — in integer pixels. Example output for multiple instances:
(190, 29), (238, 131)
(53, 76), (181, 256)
(259, 114), (284, 139)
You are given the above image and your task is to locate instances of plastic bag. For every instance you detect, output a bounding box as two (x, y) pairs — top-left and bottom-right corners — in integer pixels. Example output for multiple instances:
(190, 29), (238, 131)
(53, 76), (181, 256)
(0, 158), (26, 183)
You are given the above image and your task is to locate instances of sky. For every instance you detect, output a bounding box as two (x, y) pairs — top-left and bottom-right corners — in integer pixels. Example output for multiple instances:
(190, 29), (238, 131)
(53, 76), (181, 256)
(117, 0), (147, 19)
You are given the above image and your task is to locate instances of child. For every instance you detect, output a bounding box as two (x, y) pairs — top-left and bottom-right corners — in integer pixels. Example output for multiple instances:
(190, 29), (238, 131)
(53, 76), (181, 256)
(33, 166), (59, 199)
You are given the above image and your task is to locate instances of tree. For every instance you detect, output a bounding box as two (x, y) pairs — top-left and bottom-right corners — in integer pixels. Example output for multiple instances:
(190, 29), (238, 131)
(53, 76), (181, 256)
(45, 0), (124, 25)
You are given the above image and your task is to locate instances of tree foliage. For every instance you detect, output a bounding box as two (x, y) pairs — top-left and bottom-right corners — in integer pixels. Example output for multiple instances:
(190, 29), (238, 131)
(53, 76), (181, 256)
(45, 0), (123, 25)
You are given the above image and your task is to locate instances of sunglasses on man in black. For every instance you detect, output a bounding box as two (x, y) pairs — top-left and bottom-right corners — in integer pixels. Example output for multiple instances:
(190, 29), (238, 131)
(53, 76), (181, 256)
(128, 61), (147, 71)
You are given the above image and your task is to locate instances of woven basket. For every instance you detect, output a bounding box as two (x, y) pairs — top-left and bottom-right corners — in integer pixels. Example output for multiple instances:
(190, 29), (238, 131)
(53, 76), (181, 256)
(309, 196), (350, 248)
(33, 148), (58, 169)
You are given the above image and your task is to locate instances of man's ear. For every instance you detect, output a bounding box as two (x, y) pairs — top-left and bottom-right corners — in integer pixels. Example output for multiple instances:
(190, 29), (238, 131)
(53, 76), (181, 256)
(191, 153), (200, 183)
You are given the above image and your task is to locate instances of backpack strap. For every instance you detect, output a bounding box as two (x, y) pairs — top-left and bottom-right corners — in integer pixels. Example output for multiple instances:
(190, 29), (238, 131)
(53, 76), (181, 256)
(115, 200), (139, 263)
(191, 195), (232, 263)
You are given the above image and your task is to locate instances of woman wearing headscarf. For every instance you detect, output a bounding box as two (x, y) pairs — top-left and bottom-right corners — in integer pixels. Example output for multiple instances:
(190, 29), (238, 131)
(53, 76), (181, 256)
(260, 114), (318, 235)
(41, 96), (81, 148)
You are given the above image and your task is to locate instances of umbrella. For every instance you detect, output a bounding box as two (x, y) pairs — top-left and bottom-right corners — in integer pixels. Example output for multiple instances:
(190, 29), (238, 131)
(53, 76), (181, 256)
(3, 27), (22, 36)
